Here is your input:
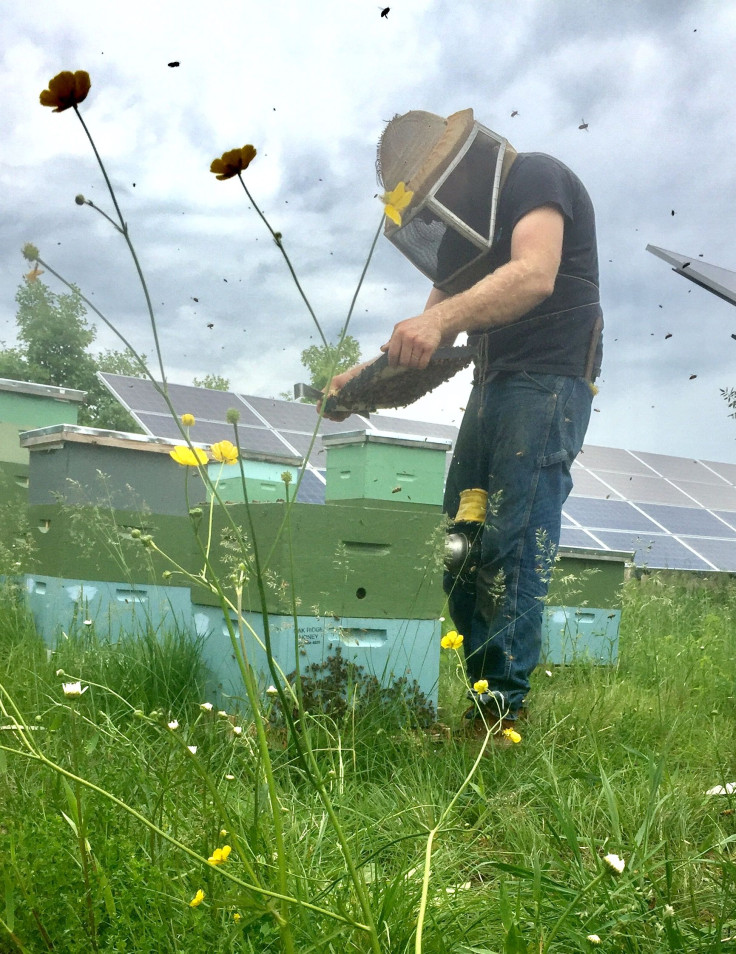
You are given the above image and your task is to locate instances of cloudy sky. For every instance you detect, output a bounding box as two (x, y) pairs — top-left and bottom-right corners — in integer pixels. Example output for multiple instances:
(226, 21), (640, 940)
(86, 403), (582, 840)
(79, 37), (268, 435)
(2, 0), (736, 462)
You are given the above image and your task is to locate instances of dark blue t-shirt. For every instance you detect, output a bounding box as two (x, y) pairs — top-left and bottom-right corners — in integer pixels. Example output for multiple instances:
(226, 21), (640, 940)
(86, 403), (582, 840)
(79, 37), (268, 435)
(437, 152), (603, 378)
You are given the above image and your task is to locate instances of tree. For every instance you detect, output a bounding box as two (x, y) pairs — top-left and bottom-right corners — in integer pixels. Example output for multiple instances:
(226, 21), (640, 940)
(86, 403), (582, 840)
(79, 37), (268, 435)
(722, 388), (736, 420)
(193, 373), (230, 391)
(1, 270), (146, 432)
(297, 336), (362, 402)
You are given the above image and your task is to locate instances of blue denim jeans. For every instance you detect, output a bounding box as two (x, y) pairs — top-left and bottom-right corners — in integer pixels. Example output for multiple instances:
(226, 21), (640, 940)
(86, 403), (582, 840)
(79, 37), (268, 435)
(443, 371), (592, 717)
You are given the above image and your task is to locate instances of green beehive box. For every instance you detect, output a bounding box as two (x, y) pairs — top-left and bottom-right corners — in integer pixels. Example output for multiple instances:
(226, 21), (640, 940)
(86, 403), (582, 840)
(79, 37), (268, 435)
(543, 547), (629, 664)
(0, 378), (85, 431)
(323, 430), (450, 507)
(1, 381), (85, 551)
(209, 459), (298, 505)
(21, 425), (208, 515)
(194, 500), (445, 621)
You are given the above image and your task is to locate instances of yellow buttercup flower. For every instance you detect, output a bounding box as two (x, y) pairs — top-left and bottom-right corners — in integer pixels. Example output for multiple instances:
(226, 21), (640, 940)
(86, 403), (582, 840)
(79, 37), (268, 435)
(189, 889), (205, 907)
(40, 70), (91, 112)
(207, 845), (232, 866)
(170, 446), (208, 467)
(233, 913), (242, 923)
(501, 727), (522, 744)
(210, 146), (257, 180)
(473, 679), (489, 694)
(380, 181), (413, 226)
(440, 630), (464, 650)
(181, 413), (196, 427)
(211, 440), (239, 465)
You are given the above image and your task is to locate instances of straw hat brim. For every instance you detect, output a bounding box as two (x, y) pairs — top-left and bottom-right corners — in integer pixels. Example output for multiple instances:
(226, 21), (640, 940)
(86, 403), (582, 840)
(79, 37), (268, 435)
(379, 108), (475, 210)
(406, 108), (475, 204)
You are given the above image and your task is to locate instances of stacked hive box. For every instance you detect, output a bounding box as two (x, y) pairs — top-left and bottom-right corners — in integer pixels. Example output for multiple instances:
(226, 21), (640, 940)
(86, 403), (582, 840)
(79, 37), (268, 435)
(21, 426), (449, 704)
(15, 414), (627, 707)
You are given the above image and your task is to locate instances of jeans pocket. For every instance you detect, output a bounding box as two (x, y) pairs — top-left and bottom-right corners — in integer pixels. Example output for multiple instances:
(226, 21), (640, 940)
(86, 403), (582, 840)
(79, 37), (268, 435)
(540, 378), (591, 469)
(520, 371), (565, 395)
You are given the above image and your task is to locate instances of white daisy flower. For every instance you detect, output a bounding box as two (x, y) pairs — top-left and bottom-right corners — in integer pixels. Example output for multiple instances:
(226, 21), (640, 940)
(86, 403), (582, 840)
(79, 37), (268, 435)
(603, 852), (625, 875)
(62, 682), (88, 698)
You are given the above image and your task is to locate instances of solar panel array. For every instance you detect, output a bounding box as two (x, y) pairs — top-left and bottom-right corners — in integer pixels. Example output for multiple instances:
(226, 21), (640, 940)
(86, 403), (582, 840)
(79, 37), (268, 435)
(100, 373), (736, 572)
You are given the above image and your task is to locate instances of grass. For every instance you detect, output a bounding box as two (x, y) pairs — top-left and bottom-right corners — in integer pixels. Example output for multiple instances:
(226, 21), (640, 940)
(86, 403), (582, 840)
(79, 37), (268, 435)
(1, 573), (736, 952)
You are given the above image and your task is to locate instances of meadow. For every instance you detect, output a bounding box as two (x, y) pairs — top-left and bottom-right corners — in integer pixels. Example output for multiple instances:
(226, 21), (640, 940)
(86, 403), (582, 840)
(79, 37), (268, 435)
(5, 69), (736, 954)
(1, 573), (735, 953)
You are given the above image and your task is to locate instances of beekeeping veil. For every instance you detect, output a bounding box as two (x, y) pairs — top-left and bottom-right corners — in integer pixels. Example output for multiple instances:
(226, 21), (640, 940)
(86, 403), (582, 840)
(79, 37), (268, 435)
(377, 109), (516, 291)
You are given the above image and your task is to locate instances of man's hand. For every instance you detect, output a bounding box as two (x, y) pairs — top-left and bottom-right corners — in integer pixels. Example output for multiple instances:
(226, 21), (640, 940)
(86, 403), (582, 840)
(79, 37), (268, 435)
(380, 311), (444, 369)
(317, 363), (371, 421)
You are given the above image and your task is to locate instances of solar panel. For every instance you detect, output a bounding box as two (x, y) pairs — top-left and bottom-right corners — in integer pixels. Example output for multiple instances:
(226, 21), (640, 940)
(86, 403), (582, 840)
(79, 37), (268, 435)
(562, 497), (662, 533)
(712, 511), (736, 530)
(647, 245), (736, 306)
(577, 445), (653, 475)
(568, 465), (619, 499)
(632, 450), (730, 485)
(295, 470), (326, 504)
(244, 395), (368, 433)
(672, 480), (736, 511)
(681, 538), (736, 572)
(559, 527), (607, 549)
(133, 413), (300, 462)
(597, 473), (696, 506)
(591, 531), (714, 571)
(279, 431), (326, 467)
(637, 503), (735, 537)
(101, 375), (262, 425)
(704, 461), (736, 485)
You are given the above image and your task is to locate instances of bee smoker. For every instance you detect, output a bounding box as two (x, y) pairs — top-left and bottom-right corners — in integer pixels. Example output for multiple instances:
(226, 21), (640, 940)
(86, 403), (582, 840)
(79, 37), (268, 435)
(444, 487), (488, 584)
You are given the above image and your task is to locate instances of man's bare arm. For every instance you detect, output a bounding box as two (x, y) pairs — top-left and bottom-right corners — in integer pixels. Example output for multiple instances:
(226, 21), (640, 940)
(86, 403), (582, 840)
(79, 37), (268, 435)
(383, 205), (564, 368)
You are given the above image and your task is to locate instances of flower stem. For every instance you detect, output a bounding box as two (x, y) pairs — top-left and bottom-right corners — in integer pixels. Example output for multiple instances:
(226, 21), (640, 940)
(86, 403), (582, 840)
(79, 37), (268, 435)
(73, 105), (167, 386)
(0, 699), (368, 930)
(238, 175), (328, 347)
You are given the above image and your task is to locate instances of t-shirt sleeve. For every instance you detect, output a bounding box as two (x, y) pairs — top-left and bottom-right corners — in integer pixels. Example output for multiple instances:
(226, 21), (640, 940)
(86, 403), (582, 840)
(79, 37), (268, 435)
(507, 155), (575, 232)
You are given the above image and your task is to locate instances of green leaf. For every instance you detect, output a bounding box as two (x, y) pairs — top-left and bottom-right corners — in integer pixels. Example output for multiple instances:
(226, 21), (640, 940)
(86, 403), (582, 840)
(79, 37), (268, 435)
(61, 777), (79, 820)
(85, 732), (100, 756)
(3, 868), (14, 933)
(96, 864), (116, 918)
(503, 922), (528, 954)
(60, 810), (78, 838)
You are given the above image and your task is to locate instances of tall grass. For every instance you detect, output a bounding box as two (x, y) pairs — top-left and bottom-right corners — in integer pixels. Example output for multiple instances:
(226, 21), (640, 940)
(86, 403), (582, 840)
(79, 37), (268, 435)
(2, 573), (736, 952)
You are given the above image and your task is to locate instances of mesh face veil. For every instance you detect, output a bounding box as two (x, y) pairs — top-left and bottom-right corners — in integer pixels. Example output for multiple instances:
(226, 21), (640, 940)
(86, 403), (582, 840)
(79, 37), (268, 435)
(377, 110), (515, 289)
